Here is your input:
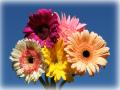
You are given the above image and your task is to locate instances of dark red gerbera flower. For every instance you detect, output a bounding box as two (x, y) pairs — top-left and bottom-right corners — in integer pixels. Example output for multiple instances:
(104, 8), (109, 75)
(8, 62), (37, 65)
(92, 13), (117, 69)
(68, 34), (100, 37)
(24, 9), (60, 48)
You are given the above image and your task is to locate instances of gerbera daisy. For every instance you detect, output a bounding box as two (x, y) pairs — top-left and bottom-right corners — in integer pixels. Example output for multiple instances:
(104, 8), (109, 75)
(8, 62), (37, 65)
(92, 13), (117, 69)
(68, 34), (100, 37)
(10, 39), (45, 83)
(24, 9), (60, 48)
(64, 30), (110, 76)
(42, 39), (73, 82)
(59, 14), (86, 43)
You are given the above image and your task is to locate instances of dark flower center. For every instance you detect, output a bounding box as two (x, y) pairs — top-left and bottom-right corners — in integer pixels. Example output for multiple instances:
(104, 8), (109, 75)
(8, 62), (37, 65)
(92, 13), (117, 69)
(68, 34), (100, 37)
(27, 56), (34, 64)
(35, 24), (50, 40)
(83, 50), (90, 58)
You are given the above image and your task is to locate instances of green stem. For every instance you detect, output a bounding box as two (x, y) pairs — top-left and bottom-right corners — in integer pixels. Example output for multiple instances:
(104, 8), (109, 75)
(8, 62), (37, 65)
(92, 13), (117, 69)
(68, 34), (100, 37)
(45, 74), (49, 86)
(59, 80), (66, 89)
(39, 77), (47, 88)
(50, 77), (56, 88)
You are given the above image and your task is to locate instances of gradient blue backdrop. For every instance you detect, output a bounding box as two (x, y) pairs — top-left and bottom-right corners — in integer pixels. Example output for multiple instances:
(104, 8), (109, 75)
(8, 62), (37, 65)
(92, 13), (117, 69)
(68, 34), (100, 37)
(2, 3), (117, 88)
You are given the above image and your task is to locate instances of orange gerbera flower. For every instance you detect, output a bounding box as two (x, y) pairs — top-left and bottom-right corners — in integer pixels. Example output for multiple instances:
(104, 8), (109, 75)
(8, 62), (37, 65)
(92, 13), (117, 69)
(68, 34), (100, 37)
(64, 30), (110, 76)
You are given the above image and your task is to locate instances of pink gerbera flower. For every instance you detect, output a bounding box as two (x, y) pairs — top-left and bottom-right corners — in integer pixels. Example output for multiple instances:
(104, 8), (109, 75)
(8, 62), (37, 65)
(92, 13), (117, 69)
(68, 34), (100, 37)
(24, 9), (60, 48)
(59, 14), (86, 43)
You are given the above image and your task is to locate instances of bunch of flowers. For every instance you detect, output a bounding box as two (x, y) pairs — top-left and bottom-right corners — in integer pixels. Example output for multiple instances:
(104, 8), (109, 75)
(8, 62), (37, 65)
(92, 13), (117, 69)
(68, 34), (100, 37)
(10, 9), (110, 89)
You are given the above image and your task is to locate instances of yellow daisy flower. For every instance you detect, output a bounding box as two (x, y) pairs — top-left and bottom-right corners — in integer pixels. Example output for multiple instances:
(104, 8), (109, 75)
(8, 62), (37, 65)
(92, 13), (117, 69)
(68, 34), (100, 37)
(42, 39), (73, 82)
(64, 30), (110, 76)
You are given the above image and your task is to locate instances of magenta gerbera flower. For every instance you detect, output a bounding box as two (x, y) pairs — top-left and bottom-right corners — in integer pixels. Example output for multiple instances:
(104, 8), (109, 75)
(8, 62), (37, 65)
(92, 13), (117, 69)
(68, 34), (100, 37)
(24, 9), (60, 48)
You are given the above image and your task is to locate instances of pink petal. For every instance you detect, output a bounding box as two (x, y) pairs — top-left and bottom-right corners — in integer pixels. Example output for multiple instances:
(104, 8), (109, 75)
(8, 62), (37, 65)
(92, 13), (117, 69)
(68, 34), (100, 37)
(23, 27), (33, 33)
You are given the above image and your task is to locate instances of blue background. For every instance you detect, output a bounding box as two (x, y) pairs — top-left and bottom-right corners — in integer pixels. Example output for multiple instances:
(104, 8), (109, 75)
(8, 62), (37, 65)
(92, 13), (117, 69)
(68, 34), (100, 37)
(2, 3), (117, 88)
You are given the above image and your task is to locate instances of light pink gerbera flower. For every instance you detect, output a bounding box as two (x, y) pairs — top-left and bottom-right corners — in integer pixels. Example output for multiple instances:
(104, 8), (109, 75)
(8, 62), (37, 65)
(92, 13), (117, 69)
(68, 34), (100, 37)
(10, 39), (45, 83)
(59, 14), (86, 43)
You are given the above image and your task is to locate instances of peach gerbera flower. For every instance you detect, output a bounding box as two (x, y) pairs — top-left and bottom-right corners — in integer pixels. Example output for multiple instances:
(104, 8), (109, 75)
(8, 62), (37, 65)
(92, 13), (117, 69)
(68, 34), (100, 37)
(59, 14), (86, 43)
(64, 30), (110, 76)
(10, 39), (45, 83)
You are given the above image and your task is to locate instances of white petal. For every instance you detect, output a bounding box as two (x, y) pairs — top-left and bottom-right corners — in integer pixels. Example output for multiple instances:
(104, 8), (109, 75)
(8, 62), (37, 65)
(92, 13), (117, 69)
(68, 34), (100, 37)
(89, 32), (98, 45)
(71, 62), (78, 69)
(76, 63), (82, 71)
(10, 57), (19, 62)
(25, 75), (30, 82)
(88, 63), (96, 73)
(11, 51), (20, 58)
(96, 57), (107, 66)
(16, 69), (23, 75)
(39, 68), (45, 74)
(27, 75), (32, 83)
(95, 47), (110, 57)
(13, 63), (20, 68)
(87, 66), (93, 76)
(30, 74), (34, 81)
(12, 49), (21, 55)
(14, 66), (20, 70)
(20, 74), (25, 77)
(33, 72), (38, 80)
(80, 63), (86, 72)
(95, 64), (100, 72)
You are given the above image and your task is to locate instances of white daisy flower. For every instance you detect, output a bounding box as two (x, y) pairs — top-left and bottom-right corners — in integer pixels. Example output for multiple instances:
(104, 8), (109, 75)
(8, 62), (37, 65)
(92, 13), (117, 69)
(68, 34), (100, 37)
(10, 38), (45, 83)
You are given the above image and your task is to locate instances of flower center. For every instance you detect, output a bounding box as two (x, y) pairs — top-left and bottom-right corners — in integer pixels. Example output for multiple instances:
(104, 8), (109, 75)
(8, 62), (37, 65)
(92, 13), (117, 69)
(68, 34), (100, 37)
(83, 50), (90, 58)
(27, 56), (34, 64)
(35, 24), (50, 40)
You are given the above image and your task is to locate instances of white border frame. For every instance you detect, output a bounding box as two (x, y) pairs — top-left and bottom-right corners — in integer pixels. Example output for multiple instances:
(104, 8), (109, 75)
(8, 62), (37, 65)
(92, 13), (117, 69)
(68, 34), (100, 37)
(0, 0), (119, 90)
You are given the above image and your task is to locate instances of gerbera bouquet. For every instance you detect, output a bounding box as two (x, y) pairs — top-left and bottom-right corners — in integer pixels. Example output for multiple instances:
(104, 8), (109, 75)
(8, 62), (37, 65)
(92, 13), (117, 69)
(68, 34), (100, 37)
(10, 9), (110, 89)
